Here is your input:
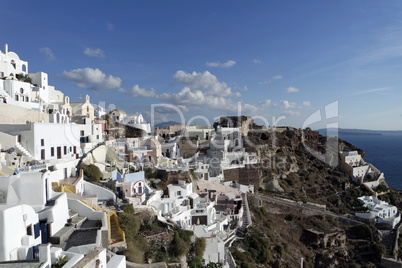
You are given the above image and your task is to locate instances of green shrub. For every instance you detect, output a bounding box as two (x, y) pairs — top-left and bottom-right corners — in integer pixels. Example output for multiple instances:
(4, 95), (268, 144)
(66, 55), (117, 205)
(52, 255), (67, 268)
(172, 231), (189, 257)
(194, 237), (206, 260)
(370, 242), (386, 259)
(376, 183), (388, 193)
(346, 224), (377, 242)
(144, 167), (157, 179)
(243, 233), (272, 264)
(118, 205), (140, 241)
(274, 244), (285, 258)
(79, 163), (102, 182)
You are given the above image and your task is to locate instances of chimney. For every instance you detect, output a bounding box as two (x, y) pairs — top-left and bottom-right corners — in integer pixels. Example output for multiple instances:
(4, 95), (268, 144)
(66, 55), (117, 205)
(4, 44), (8, 54)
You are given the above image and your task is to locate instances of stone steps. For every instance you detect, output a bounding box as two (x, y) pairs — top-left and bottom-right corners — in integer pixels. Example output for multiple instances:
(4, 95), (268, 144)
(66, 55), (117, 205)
(110, 218), (123, 243)
(50, 209), (87, 246)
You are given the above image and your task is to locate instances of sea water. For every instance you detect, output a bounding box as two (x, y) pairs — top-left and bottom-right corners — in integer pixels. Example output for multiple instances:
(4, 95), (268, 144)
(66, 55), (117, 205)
(339, 134), (402, 190)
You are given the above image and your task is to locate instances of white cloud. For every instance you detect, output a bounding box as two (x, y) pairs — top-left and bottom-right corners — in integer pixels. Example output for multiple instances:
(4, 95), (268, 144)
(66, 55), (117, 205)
(84, 48), (105, 58)
(243, 104), (258, 113)
(260, 99), (272, 107)
(107, 23), (114, 31)
(281, 100), (296, 109)
(285, 87), (299, 93)
(283, 110), (300, 116)
(121, 85), (156, 98)
(259, 75), (283, 85)
(61, 67), (121, 91)
(206, 60), (236, 68)
(252, 59), (262, 64)
(258, 79), (271, 85)
(158, 87), (236, 112)
(39, 47), (55, 61)
(302, 101), (311, 106)
(154, 70), (257, 113)
(173, 70), (238, 97)
(346, 87), (389, 96)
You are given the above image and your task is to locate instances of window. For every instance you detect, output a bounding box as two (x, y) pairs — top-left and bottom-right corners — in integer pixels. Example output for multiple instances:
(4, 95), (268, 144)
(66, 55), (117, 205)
(22, 65), (26, 72)
(20, 88), (24, 94)
(25, 96), (29, 102)
(87, 106), (89, 112)
(41, 139), (44, 146)
(51, 147), (54, 157)
(26, 224), (32, 236)
(177, 191), (181, 196)
(15, 95), (18, 101)
(64, 146), (67, 155)
(41, 149), (45, 160)
(80, 130), (85, 137)
(11, 60), (16, 69)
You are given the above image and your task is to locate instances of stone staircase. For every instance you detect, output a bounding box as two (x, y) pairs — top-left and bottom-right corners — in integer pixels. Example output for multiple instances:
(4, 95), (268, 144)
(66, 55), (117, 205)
(15, 141), (33, 159)
(381, 230), (395, 258)
(110, 217), (123, 244)
(50, 209), (87, 248)
(237, 192), (252, 236)
(381, 220), (402, 258)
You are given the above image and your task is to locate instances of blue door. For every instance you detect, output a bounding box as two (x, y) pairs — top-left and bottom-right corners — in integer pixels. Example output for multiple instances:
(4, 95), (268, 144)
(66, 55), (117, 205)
(40, 223), (48, 244)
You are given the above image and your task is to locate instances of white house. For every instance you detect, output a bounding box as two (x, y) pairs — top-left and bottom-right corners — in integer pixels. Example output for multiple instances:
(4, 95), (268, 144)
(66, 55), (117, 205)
(0, 170), (69, 261)
(0, 44), (67, 113)
(340, 151), (385, 188)
(70, 95), (95, 121)
(73, 117), (103, 153)
(0, 44), (28, 78)
(0, 123), (81, 162)
(355, 195), (400, 228)
(193, 225), (226, 265)
(120, 113), (151, 134)
(0, 204), (42, 261)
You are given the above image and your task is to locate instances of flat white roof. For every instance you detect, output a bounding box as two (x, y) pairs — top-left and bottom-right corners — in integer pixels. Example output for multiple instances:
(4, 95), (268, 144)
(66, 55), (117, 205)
(341, 151), (358, 156)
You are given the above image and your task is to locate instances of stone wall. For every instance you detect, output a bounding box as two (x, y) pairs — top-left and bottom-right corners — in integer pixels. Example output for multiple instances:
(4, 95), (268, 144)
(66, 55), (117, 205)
(139, 230), (174, 248)
(223, 164), (259, 189)
(0, 103), (49, 124)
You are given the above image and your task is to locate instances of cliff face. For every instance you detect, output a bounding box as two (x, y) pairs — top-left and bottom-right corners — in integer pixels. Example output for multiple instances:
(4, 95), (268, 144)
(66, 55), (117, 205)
(246, 127), (364, 211)
(229, 128), (388, 267)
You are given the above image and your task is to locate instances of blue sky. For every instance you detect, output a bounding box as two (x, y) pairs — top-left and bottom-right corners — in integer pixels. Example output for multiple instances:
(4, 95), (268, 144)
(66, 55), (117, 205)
(2, 1), (402, 130)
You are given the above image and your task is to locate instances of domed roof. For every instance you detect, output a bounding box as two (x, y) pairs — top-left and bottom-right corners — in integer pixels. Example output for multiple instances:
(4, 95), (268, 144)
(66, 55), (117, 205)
(7, 51), (20, 60)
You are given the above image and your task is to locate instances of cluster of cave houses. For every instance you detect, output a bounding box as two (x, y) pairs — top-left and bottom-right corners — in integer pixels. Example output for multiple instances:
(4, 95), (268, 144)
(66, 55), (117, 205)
(0, 44), (258, 267)
(0, 109), (261, 267)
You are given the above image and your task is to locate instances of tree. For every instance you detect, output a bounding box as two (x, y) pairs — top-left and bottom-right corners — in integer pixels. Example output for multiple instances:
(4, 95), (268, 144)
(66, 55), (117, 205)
(79, 163), (102, 182)
(194, 237), (206, 260)
(16, 73), (32, 84)
(172, 231), (189, 257)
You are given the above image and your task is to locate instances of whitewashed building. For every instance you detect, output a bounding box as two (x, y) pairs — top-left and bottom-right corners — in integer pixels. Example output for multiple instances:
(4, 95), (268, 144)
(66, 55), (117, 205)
(0, 123), (81, 162)
(340, 151), (385, 188)
(355, 195), (400, 228)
